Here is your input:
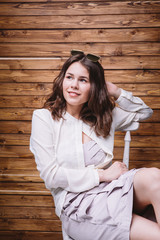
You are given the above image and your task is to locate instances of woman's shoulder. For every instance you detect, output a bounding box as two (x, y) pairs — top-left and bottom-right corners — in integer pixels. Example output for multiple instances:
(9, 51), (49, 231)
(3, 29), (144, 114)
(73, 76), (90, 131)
(33, 108), (51, 115)
(32, 108), (52, 120)
(32, 108), (62, 132)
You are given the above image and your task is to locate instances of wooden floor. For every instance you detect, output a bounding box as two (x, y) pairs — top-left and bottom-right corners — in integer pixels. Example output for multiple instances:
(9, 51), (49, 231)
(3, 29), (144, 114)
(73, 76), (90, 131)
(0, 0), (160, 239)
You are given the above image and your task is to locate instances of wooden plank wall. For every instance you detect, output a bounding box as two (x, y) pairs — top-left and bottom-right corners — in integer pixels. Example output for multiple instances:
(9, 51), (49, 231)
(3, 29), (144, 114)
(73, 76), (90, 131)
(0, 0), (160, 239)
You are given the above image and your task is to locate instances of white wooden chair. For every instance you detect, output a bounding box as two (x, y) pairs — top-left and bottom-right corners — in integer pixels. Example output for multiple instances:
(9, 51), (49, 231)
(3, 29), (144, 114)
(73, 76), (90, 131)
(122, 122), (139, 168)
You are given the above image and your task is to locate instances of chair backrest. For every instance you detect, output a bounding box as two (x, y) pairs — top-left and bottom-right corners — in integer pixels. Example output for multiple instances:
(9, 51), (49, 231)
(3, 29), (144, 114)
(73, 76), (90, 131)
(122, 122), (139, 168)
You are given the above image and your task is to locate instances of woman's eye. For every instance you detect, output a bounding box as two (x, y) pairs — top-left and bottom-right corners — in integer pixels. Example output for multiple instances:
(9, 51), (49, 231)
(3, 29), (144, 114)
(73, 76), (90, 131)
(66, 76), (72, 80)
(80, 79), (87, 83)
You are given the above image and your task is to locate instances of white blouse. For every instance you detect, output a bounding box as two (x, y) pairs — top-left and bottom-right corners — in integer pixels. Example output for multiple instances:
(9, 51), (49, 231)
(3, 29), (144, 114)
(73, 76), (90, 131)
(30, 89), (153, 217)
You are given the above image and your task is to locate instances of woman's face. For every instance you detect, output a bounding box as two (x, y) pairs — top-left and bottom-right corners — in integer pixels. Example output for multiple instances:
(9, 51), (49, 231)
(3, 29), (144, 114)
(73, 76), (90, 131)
(63, 61), (91, 116)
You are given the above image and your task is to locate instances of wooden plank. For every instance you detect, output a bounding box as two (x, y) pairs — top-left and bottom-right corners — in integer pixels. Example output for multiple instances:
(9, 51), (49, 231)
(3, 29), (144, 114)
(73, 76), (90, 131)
(0, 58), (63, 70)
(0, 83), (159, 96)
(114, 160), (160, 169)
(129, 160), (160, 169)
(0, 134), (30, 146)
(0, 132), (160, 147)
(0, 14), (160, 29)
(102, 56), (160, 70)
(115, 136), (160, 147)
(0, 121), (31, 134)
(0, 195), (54, 207)
(0, 231), (62, 240)
(0, 109), (34, 120)
(114, 147), (160, 161)
(0, 145), (159, 161)
(0, 109), (159, 121)
(0, 83), (52, 95)
(1, 28), (160, 43)
(0, 95), (46, 108)
(0, 2), (160, 16)
(0, 0), (145, 1)
(0, 206), (58, 219)
(1, 121), (159, 135)
(1, 42), (160, 57)
(0, 182), (49, 195)
(0, 69), (58, 83)
(0, 218), (61, 231)
(1, 69), (160, 83)
(0, 170), (42, 182)
(0, 158), (36, 170)
(0, 56), (160, 70)
(0, 145), (33, 158)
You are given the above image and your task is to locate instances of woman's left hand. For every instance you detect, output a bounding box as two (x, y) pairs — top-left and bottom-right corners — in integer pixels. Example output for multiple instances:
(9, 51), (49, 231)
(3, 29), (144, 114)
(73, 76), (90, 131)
(106, 82), (121, 100)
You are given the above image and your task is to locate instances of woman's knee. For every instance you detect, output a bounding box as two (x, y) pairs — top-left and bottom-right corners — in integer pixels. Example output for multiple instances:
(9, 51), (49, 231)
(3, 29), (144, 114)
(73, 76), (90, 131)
(134, 168), (160, 196)
(148, 167), (160, 193)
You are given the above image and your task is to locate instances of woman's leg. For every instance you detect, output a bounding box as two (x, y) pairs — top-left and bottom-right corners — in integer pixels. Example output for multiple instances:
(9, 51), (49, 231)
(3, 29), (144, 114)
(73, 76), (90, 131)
(130, 167), (160, 240)
(133, 167), (160, 224)
(130, 214), (160, 240)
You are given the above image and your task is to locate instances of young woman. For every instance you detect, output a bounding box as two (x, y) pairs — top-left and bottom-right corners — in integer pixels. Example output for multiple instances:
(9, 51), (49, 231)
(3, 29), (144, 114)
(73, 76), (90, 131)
(30, 50), (160, 240)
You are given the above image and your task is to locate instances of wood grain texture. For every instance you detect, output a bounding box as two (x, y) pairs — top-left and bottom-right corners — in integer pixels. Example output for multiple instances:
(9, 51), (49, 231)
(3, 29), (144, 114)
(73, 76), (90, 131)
(0, 56), (160, 70)
(0, 231), (63, 240)
(0, 2), (159, 16)
(1, 109), (159, 121)
(1, 42), (160, 57)
(1, 69), (160, 83)
(0, 14), (160, 29)
(0, 28), (160, 43)
(0, 0), (159, 238)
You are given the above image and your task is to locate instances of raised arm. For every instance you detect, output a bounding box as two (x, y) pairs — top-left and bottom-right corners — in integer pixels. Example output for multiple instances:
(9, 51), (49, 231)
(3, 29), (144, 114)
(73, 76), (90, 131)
(106, 82), (153, 130)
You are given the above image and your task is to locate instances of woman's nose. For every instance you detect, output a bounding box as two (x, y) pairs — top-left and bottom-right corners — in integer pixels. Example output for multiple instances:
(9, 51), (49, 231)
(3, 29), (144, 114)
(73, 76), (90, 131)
(71, 79), (78, 88)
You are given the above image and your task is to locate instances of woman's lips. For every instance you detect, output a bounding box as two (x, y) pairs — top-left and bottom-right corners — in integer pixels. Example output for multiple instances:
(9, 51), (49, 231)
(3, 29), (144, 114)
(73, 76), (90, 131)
(68, 91), (80, 97)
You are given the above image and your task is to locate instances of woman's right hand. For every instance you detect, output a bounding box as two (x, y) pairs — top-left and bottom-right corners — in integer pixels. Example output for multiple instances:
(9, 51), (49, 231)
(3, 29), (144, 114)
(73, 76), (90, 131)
(98, 161), (128, 183)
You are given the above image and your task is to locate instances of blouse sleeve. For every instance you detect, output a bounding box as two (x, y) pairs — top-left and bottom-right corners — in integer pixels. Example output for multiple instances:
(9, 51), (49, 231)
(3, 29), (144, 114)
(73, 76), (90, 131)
(113, 89), (153, 131)
(30, 109), (99, 193)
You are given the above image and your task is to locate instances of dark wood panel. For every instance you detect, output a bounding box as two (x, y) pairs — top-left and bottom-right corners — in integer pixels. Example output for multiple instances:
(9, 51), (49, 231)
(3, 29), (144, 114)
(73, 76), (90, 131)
(1, 56), (160, 70)
(0, 121), (31, 134)
(0, 2), (159, 16)
(0, 145), (159, 160)
(0, 169), (41, 182)
(0, 182), (49, 195)
(115, 136), (160, 147)
(0, 70), (57, 83)
(0, 145), (33, 158)
(0, 14), (160, 29)
(0, 195), (54, 207)
(0, 83), (159, 96)
(1, 42), (160, 57)
(1, 69), (160, 83)
(0, 133), (160, 147)
(0, 134), (29, 146)
(0, 109), (34, 120)
(0, 83), (52, 95)
(0, 231), (62, 240)
(1, 28), (160, 43)
(3, 0), (133, 1)
(0, 218), (61, 231)
(128, 160), (160, 169)
(1, 121), (159, 135)
(0, 206), (58, 219)
(114, 147), (160, 161)
(0, 109), (159, 121)
(0, 158), (35, 170)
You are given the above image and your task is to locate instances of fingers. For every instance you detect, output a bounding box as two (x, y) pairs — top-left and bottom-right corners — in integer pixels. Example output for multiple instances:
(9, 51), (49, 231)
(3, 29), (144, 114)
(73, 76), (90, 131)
(114, 161), (128, 173)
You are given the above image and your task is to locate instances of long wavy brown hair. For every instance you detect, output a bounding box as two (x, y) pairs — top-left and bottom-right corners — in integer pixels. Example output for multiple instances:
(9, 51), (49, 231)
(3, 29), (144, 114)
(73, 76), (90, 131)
(44, 53), (115, 137)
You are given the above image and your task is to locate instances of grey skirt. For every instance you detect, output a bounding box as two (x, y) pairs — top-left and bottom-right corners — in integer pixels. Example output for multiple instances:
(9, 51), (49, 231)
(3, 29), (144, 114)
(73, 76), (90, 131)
(61, 140), (138, 240)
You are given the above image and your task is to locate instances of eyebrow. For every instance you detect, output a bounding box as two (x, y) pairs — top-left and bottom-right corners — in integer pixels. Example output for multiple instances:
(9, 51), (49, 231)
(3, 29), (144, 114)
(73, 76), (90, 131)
(66, 72), (89, 80)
